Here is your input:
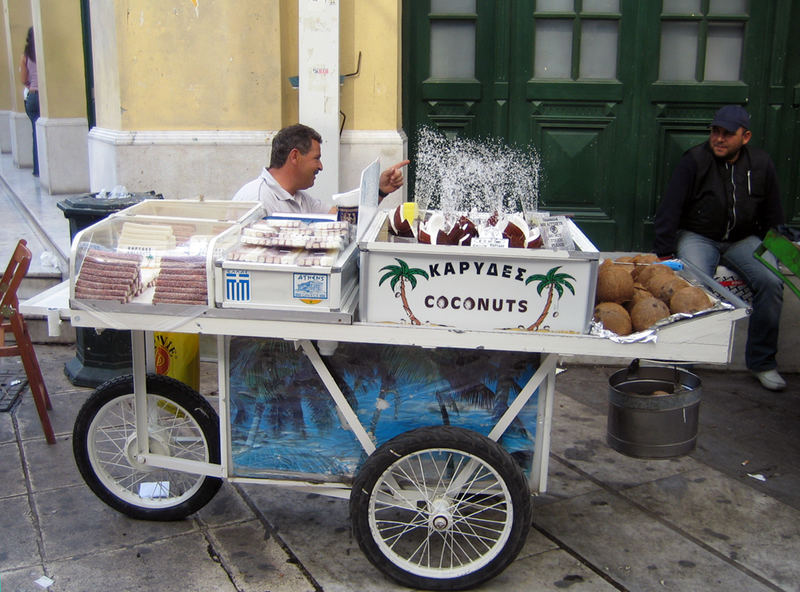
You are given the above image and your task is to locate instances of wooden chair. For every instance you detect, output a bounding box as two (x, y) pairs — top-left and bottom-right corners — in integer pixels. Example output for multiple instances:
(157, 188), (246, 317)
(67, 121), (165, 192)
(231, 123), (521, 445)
(1, 239), (55, 444)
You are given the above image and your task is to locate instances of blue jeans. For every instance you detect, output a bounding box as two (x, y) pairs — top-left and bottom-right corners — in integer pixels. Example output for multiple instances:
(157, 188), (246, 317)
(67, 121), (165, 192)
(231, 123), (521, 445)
(676, 230), (783, 372)
(24, 90), (39, 176)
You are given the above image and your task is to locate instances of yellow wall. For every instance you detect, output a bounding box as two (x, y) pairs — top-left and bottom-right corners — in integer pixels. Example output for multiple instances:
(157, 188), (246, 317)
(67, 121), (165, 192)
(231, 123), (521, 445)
(279, 0), (297, 126)
(281, 0), (402, 131)
(35, 0), (86, 119)
(4, 0), (31, 113)
(93, 0), (282, 131)
(90, 0), (122, 129)
(88, 0), (401, 133)
(0, 7), (11, 111)
(341, 0), (402, 130)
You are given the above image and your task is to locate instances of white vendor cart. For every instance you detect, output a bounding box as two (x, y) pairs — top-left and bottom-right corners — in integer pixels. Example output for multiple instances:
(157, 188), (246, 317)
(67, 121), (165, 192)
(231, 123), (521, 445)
(21, 171), (747, 590)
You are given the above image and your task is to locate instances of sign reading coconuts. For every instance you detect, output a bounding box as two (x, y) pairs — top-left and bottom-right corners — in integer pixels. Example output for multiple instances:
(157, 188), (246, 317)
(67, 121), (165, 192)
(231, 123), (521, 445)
(359, 212), (598, 332)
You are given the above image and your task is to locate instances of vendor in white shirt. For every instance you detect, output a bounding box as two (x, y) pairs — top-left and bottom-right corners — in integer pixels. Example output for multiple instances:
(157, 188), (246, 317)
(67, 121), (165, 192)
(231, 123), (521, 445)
(233, 123), (409, 215)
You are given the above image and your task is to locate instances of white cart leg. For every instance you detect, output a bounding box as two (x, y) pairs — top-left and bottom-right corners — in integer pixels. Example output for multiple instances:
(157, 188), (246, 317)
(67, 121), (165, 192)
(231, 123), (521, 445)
(132, 330), (150, 456)
(530, 354), (557, 494)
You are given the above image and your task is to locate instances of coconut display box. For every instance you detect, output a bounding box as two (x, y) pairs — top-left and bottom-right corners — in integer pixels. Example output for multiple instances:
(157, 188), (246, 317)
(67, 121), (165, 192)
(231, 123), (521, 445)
(358, 209), (599, 333)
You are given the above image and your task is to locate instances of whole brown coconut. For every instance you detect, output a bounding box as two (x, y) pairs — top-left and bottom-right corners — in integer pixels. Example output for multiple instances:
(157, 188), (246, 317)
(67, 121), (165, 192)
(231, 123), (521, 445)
(594, 302), (632, 336)
(670, 285), (713, 314)
(635, 262), (674, 284)
(625, 283), (654, 313)
(648, 274), (690, 304)
(596, 265), (635, 304)
(630, 297), (670, 332)
(632, 253), (660, 265)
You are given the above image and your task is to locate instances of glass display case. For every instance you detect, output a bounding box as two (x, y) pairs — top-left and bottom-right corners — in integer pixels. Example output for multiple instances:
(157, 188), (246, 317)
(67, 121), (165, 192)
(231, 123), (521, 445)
(68, 200), (263, 311)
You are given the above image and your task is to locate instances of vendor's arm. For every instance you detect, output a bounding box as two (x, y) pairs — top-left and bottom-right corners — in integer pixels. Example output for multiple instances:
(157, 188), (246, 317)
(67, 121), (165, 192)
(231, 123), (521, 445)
(653, 154), (697, 257)
(379, 160), (411, 199)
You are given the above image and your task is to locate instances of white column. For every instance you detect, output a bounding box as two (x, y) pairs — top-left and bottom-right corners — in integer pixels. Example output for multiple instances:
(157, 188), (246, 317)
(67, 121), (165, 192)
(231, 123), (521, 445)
(298, 0), (340, 207)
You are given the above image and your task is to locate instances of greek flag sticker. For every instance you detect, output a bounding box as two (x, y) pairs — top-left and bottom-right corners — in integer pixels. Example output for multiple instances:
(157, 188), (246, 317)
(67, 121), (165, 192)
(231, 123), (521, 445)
(226, 270), (251, 301)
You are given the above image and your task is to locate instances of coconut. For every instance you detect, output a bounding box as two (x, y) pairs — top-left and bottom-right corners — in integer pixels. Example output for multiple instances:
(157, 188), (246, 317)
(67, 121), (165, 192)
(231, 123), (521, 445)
(593, 302), (632, 336)
(388, 203), (416, 238)
(648, 274), (690, 304)
(632, 253), (660, 265)
(526, 226), (543, 249)
(446, 215), (479, 246)
(634, 262), (674, 284)
(630, 297), (670, 332)
(596, 264), (635, 304)
(625, 283), (654, 313)
(670, 285), (713, 314)
(418, 212), (445, 244)
(503, 214), (529, 248)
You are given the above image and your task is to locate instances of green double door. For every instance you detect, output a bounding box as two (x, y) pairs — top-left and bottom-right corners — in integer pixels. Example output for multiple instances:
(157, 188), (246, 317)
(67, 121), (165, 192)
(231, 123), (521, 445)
(403, 1), (800, 251)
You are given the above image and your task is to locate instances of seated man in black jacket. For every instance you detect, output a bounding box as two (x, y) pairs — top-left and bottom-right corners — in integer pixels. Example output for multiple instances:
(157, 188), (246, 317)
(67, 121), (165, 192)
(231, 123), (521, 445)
(654, 105), (786, 391)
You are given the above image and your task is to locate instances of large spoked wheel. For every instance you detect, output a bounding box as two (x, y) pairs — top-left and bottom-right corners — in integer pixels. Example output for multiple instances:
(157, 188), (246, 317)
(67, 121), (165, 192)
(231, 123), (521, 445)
(350, 426), (532, 590)
(73, 373), (222, 521)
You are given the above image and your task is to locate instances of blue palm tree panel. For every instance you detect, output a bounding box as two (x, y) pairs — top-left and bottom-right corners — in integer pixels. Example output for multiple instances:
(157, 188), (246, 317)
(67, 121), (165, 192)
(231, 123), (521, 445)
(229, 337), (541, 481)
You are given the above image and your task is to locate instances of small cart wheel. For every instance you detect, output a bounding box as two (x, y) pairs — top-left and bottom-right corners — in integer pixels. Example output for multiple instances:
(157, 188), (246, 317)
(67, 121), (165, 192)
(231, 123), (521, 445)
(350, 426), (531, 590)
(73, 374), (222, 521)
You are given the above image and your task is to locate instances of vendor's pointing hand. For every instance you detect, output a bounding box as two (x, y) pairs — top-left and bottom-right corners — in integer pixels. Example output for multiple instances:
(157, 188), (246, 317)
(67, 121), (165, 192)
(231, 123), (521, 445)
(379, 160), (411, 196)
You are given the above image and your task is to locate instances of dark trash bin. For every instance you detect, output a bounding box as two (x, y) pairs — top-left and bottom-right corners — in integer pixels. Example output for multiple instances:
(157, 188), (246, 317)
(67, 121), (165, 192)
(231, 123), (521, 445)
(607, 361), (701, 459)
(58, 191), (162, 387)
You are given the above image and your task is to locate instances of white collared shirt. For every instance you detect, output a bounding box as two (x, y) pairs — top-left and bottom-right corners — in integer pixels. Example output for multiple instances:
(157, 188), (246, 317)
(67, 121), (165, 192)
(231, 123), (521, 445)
(232, 168), (322, 215)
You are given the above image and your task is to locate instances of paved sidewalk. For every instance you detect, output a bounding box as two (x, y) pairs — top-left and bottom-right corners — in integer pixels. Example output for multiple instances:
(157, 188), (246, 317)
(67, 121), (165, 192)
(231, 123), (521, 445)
(2, 345), (798, 592)
(0, 154), (798, 591)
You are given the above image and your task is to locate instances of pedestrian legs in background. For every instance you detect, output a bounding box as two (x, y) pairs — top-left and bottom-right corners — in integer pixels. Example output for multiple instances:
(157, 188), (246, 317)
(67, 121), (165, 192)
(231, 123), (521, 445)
(677, 231), (785, 391)
(24, 90), (39, 177)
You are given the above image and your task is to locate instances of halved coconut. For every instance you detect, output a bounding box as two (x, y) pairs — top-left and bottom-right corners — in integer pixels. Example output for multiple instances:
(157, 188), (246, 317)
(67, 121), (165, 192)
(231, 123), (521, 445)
(503, 213), (530, 248)
(418, 212), (445, 245)
(388, 202), (417, 237)
(526, 226), (543, 249)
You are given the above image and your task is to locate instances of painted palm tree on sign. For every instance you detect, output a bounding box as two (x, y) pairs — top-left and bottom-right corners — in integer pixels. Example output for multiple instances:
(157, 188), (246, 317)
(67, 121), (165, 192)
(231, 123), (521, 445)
(525, 266), (575, 331)
(379, 258), (429, 325)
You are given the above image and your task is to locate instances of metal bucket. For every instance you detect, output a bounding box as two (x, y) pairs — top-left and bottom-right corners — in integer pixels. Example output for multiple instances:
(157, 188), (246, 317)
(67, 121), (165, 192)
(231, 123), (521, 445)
(607, 363), (701, 459)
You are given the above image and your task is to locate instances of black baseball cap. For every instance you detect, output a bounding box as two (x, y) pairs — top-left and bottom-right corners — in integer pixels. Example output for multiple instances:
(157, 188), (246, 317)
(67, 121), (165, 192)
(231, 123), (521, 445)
(711, 105), (750, 133)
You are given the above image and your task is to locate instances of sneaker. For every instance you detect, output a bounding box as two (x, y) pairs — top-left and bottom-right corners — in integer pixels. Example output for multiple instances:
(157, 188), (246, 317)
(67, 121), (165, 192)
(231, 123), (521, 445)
(752, 369), (786, 391)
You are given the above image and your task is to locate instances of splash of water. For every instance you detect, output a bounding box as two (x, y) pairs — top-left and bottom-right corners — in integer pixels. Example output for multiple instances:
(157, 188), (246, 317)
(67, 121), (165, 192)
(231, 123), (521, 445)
(413, 127), (541, 223)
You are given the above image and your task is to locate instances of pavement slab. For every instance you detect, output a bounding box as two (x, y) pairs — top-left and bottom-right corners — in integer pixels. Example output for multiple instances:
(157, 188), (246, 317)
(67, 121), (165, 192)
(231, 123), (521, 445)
(0, 441), (27, 498)
(625, 469), (800, 590)
(207, 520), (315, 592)
(533, 488), (777, 592)
(47, 533), (240, 592)
(0, 494), (41, 572)
(33, 486), (199, 561)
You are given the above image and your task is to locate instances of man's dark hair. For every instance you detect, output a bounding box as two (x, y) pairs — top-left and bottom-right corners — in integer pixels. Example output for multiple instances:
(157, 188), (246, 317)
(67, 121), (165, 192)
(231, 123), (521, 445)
(269, 124), (322, 169)
(24, 26), (35, 62)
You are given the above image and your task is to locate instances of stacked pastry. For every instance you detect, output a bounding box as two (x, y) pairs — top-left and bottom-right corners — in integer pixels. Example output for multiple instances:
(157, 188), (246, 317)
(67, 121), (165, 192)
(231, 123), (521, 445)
(117, 221), (177, 252)
(170, 223), (197, 245)
(240, 220), (350, 251)
(74, 250), (143, 302)
(227, 244), (299, 265)
(152, 256), (208, 305)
